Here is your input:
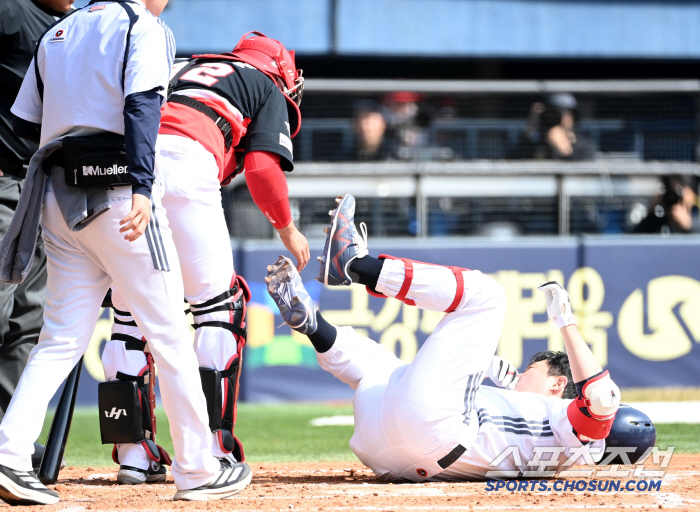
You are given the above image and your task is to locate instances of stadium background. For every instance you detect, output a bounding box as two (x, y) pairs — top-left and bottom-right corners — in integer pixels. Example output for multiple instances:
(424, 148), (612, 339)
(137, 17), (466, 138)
(26, 3), (698, 509)
(58, 0), (700, 407)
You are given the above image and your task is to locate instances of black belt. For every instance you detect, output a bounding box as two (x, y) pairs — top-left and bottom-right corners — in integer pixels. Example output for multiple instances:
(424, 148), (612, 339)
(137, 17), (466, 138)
(167, 95), (233, 152)
(0, 157), (28, 179)
(438, 444), (466, 470)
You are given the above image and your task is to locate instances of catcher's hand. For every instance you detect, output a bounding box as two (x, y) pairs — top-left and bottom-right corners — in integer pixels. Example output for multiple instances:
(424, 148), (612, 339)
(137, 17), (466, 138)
(537, 281), (576, 329)
(487, 355), (520, 390)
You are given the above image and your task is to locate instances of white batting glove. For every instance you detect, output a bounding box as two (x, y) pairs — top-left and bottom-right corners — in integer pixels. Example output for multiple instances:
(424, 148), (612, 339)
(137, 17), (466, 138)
(487, 356), (520, 390)
(537, 281), (576, 329)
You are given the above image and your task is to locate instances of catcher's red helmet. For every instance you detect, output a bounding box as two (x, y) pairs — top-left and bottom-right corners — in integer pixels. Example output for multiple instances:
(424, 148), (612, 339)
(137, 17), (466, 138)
(228, 31), (303, 137)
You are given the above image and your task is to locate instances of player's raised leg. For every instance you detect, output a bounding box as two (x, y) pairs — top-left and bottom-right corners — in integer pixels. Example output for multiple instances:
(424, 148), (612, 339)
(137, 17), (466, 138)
(266, 255), (402, 391)
(317, 195), (507, 457)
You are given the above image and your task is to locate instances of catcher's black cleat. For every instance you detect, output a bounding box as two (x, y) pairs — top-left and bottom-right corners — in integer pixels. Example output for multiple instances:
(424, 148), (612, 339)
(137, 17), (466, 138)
(31, 443), (65, 474)
(117, 461), (167, 485)
(317, 194), (369, 286)
(0, 463), (59, 505)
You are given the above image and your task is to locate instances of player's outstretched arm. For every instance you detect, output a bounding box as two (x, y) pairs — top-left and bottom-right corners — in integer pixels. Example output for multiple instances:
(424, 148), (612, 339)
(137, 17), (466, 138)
(537, 282), (601, 382)
(244, 151), (310, 269)
(538, 281), (620, 440)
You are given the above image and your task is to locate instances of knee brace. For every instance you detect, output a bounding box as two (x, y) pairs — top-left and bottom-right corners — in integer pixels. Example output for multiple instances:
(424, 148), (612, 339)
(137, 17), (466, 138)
(189, 274), (250, 336)
(191, 275), (250, 461)
(98, 333), (171, 466)
(567, 370), (621, 441)
(366, 255), (468, 313)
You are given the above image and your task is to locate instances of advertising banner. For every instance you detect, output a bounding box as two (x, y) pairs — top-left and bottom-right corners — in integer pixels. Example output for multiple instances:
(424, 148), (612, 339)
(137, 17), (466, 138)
(63, 237), (700, 405)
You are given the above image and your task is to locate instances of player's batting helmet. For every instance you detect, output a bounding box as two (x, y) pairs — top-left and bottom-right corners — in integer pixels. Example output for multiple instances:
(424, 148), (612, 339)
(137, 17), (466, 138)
(229, 31), (304, 137)
(600, 404), (656, 464)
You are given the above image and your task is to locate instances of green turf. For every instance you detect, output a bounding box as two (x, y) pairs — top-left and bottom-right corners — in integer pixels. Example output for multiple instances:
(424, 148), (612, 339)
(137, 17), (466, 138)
(655, 423), (700, 454)
(41, 403), (356, 467)
(41, 404), (698, 468)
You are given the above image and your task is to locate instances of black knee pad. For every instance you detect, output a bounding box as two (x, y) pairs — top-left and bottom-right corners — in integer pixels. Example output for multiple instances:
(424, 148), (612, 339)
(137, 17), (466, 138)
(98, 380), (145, 445)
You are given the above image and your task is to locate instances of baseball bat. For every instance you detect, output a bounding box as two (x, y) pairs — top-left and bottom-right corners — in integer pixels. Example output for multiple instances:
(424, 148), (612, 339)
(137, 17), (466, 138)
(38, 357), (83, 485)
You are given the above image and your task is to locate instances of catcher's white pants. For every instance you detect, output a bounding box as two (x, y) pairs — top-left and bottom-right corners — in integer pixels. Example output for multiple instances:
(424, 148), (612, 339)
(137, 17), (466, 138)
(0, 165), (221, 490)
(317, 259), (506, 481)
(103, 135), (237, 469)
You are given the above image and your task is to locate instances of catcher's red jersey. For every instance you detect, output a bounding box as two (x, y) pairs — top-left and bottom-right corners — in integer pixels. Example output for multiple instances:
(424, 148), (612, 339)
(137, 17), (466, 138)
(160, 58), (294, 184)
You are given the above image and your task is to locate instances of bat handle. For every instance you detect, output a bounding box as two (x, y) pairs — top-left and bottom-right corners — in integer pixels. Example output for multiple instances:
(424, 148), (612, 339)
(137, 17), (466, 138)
(38, 357), (83, 485)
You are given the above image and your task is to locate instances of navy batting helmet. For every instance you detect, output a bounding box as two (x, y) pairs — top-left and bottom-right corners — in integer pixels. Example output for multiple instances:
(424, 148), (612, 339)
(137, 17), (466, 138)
(600, 404), (656, 464)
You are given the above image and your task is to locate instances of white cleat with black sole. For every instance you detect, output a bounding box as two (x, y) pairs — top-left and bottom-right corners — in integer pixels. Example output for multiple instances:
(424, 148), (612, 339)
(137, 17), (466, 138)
(0, 463), (60, 506)
(173, 459), (252, 501)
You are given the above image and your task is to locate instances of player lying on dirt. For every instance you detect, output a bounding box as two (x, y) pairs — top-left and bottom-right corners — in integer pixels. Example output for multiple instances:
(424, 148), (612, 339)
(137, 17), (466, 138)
(265, 194), (627, 482)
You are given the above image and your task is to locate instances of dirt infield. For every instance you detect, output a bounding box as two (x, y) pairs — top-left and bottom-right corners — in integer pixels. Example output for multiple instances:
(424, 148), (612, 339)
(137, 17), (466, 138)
(3, 455), (698, 511)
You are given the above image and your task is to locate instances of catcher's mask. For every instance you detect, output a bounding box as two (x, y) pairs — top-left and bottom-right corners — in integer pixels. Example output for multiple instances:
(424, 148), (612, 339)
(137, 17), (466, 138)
(226, 31), (303, 137)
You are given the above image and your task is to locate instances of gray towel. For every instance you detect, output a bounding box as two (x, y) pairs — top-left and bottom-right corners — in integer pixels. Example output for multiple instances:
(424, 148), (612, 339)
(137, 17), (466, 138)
(51, 164), (110, 232)
(0, 137), (111, 284)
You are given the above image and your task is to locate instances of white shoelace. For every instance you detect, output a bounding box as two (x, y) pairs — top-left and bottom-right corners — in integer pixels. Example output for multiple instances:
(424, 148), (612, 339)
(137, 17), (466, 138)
(353, 222), (369, 256)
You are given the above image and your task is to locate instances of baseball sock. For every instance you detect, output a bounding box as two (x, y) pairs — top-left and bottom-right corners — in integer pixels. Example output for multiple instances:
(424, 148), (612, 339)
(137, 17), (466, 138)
(349, 255), (384, 291)
(308, 311), (337, 353)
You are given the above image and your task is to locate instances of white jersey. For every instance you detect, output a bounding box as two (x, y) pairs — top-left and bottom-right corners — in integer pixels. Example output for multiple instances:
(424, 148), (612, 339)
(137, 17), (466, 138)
(11, 0), (174, 146)
(438, 386), (604, 480)
(318, 261), (605, 483)
(349, 377), (602, 482)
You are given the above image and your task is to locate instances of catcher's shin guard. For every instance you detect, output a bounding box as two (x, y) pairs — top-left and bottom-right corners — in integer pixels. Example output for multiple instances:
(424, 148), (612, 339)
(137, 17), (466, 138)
(98, 333), (171, 466)
(191, 275), (250, 461)
(366, 255), (468, 313)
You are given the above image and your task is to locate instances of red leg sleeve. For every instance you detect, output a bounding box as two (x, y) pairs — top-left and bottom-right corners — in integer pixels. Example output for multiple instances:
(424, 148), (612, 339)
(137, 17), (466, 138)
(244, 151), (292, 228)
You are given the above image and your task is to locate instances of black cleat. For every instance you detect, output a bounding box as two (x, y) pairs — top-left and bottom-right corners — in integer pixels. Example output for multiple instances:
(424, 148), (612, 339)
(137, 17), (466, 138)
(117, 461), (167, 485)
(0, 463), (60, 505)
(317, 194), (369, 286)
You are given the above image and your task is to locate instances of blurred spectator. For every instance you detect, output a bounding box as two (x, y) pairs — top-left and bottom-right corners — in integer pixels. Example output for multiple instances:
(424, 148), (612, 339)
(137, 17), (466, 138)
(382, 91), (425, 148)
(382, 91), (453, 161)
(508, 93), (596, 161)
(634, 175), (699, 234)
(340, 100), (395, 161)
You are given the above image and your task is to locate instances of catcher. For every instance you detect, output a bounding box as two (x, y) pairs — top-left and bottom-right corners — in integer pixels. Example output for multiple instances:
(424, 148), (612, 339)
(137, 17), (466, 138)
(99, 32), (308, 485)
(265, 194), (652, 481)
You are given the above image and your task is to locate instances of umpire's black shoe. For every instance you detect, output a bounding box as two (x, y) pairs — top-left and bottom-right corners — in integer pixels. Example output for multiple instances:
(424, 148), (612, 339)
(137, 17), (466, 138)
(31, 443), (66, 474)
(173, 459), (252, 501)
(0, 463), (60, 505)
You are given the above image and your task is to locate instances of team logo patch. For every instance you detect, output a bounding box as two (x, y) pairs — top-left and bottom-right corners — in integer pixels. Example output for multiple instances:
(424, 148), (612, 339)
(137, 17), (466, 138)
(416, 468), (428, 477)
(89, 4), (106, 10)
(279, 133), (293, 156)
(49, 29), (66, 43)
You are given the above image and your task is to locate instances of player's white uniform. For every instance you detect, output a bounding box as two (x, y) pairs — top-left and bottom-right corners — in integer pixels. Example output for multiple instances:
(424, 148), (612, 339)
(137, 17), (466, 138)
(103, 133), (236, 467)
(318, 259), (603, 482)
(103, 57), (295, 468)
(0, 1), (222, 490)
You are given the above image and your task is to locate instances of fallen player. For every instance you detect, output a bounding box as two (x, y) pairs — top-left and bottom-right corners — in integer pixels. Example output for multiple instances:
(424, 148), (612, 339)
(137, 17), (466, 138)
(265, 194), (654, 481)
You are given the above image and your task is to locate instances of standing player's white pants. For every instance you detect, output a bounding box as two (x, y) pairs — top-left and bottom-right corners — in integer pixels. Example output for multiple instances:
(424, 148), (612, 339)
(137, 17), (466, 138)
(103, 135), (237, 468)
(0, 166), (221, 490)
(317, 259), (506, 481)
